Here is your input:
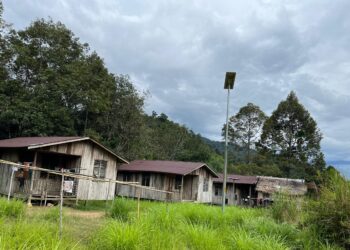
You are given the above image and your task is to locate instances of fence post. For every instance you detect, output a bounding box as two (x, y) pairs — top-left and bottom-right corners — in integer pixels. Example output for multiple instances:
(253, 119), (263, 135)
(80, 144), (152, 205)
(59, 168), (64, 239)
(105, 179), (111, 214)
(7, 166), (15, 201)
(137, 188), (141, 219)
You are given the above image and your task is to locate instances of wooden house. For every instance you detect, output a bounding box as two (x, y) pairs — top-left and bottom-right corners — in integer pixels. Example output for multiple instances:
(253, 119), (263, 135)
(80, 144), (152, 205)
(116, 160), (218, 203)
(0, 137), (128, 201)
(255, 176), (307, 201)
(212, 174), (257, 206)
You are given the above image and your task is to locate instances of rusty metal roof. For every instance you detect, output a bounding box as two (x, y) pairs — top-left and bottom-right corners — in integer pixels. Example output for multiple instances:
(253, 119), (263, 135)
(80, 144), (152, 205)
(0, 137), (82, 148)
(0, 136), (128, 163)
(213, 173), (257, 185)
(118, 160), (218, 177)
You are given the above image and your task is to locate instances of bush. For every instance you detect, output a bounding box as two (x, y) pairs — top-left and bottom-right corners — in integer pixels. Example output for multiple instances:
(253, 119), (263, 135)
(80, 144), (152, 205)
(306, 169), (350, 248)
(109, 198), (135, 221)
(0, 198), (26, 218)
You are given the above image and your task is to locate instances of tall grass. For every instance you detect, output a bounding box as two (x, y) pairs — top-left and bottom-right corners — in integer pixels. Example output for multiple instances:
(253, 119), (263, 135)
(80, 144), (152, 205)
(0, 197), (26, 218)
(92, 199), (339, 250)
(109, 197), (136, 221)
(305, 169), (350, 248)
(270, 192), (300, 223)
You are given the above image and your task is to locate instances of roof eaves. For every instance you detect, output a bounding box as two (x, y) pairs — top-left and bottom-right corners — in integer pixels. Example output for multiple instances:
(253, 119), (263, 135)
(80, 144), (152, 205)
(183, 164), (218, 177)
(27, 137), (90, 149)
(89, 138), (129, 164)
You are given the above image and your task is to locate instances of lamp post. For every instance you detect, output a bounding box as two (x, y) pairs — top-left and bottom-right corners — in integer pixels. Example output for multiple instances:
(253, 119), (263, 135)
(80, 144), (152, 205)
(222, 72), (236, 212)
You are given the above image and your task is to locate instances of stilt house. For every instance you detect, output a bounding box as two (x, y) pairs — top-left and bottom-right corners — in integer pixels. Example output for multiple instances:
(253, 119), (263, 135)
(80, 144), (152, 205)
(0, 137), (128, 201)
(212, 174), (257, 205)
(116, 160), (218, 203)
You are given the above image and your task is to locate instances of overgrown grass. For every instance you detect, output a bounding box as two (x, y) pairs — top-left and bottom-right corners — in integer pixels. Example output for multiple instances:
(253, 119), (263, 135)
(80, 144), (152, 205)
(0, 197), (342, 250)
(0, 197), (26, 218)
(270, 192), (301, 223)
(92, 198), (339, 250)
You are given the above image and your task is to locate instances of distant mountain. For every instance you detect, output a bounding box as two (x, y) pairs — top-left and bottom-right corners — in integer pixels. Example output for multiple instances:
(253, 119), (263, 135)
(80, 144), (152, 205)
(200, 137), (252, 163)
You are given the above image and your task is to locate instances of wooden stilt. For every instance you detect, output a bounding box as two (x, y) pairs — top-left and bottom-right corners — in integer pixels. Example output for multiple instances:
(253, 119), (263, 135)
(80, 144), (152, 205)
(27, 152), (37, 206)
(7, 166), (15, 201)
(180, 176), (184, 201)
(59, 168), (64, 239)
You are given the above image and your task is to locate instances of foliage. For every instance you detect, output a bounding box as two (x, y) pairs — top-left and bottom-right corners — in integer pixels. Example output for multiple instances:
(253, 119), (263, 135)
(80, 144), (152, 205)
(258, 91), (325, 180)
(223, 103), (267, 163)
(305, 168), (350, 248)
(270, 193), (300, 224)
(0, 197), (26, 218)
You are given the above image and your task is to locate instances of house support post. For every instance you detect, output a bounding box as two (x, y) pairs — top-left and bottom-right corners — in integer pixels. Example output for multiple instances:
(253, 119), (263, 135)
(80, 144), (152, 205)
(7, 166), (15, 201)
(249, 185), (252, 206)
(28, 152), (37, 206)
(180, 176), (184, 201)
(59, 168), (64, 239)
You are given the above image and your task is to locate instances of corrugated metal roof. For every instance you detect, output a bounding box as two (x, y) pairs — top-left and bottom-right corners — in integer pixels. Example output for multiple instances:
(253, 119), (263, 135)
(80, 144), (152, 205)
(213, 173), (257, 185)
(0, 136), (128, 163)
(0, 137), (82, 148)
(118, 160), (218, 177)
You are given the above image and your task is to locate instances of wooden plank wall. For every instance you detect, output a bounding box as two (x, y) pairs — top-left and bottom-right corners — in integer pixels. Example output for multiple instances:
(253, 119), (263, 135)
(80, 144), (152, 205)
(196, 168), (213, 203)
(116, 173), (181, 201)
(212, 183), (235, 205)
(43, 141), (118, 200)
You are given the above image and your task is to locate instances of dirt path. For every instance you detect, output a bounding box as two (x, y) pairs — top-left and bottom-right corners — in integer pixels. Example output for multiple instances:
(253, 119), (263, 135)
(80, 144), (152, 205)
(28, 206), (106, 218)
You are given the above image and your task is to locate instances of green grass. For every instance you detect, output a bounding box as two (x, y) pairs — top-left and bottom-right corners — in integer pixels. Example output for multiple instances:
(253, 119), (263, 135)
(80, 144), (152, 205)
(0, 197), (26, 218)
(0, 198), (342, 250)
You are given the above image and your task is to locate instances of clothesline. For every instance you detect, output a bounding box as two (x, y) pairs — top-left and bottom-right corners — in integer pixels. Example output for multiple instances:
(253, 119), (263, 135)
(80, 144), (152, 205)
(0, 159), (174, 194)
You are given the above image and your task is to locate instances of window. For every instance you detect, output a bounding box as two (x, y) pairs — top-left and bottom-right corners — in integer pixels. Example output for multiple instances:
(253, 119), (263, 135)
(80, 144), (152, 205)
(142, 173), (150, 186)
(123, 173), (132, 182)
(203, 178), (209, 192)
(93, 160), (107, 178)
(214, 184), (222, 196)
(175, 175), (182, 190)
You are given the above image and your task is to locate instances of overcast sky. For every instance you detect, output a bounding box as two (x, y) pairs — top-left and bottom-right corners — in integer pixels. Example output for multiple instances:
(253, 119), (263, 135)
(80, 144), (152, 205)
(3, 0), (350, 177)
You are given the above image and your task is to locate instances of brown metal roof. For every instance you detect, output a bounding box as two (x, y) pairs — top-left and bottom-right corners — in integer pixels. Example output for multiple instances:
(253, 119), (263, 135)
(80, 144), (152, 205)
(213, 173), (257, 185)
(0, 137), (82, 148)
(118, 160), (218, 177)
(0, 136), (128, 163)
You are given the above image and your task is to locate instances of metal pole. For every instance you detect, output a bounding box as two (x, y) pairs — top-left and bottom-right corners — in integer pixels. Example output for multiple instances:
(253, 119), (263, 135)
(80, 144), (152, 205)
(222, 88), (230, 212)
(7, 166), (15, 201)
(59, 168), (64, 239)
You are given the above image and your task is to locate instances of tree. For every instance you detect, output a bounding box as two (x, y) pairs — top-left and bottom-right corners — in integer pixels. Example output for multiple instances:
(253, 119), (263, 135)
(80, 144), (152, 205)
(223, 103), (267, 163)
(259, 91), (323, 177)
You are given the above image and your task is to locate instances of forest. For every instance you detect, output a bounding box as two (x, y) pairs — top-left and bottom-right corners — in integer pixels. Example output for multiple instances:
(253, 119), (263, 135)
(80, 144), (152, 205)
(0, 3), (329, 183)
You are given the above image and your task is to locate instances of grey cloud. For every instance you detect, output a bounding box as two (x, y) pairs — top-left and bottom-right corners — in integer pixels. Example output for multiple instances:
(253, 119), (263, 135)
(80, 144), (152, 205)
(3, 0), (350, 175)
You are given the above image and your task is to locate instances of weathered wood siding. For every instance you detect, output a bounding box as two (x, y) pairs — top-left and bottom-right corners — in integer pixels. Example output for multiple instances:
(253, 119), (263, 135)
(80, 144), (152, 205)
(116, 166), (215, 203)
(116, 173), (181, 201)
(43, 141), (118, 200)
(212, 183), (235, 205)
(0, 141), (119, 200)
(196, 167), (213, 203)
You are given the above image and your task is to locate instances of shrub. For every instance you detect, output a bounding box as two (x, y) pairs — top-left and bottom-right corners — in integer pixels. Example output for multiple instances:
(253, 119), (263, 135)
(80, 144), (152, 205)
(306, 169), (350, 248)
(0, 198), (26, 218)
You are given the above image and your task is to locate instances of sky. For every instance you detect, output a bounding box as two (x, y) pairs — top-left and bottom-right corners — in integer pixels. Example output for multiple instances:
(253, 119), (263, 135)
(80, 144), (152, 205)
(2, 0), (350, 177)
